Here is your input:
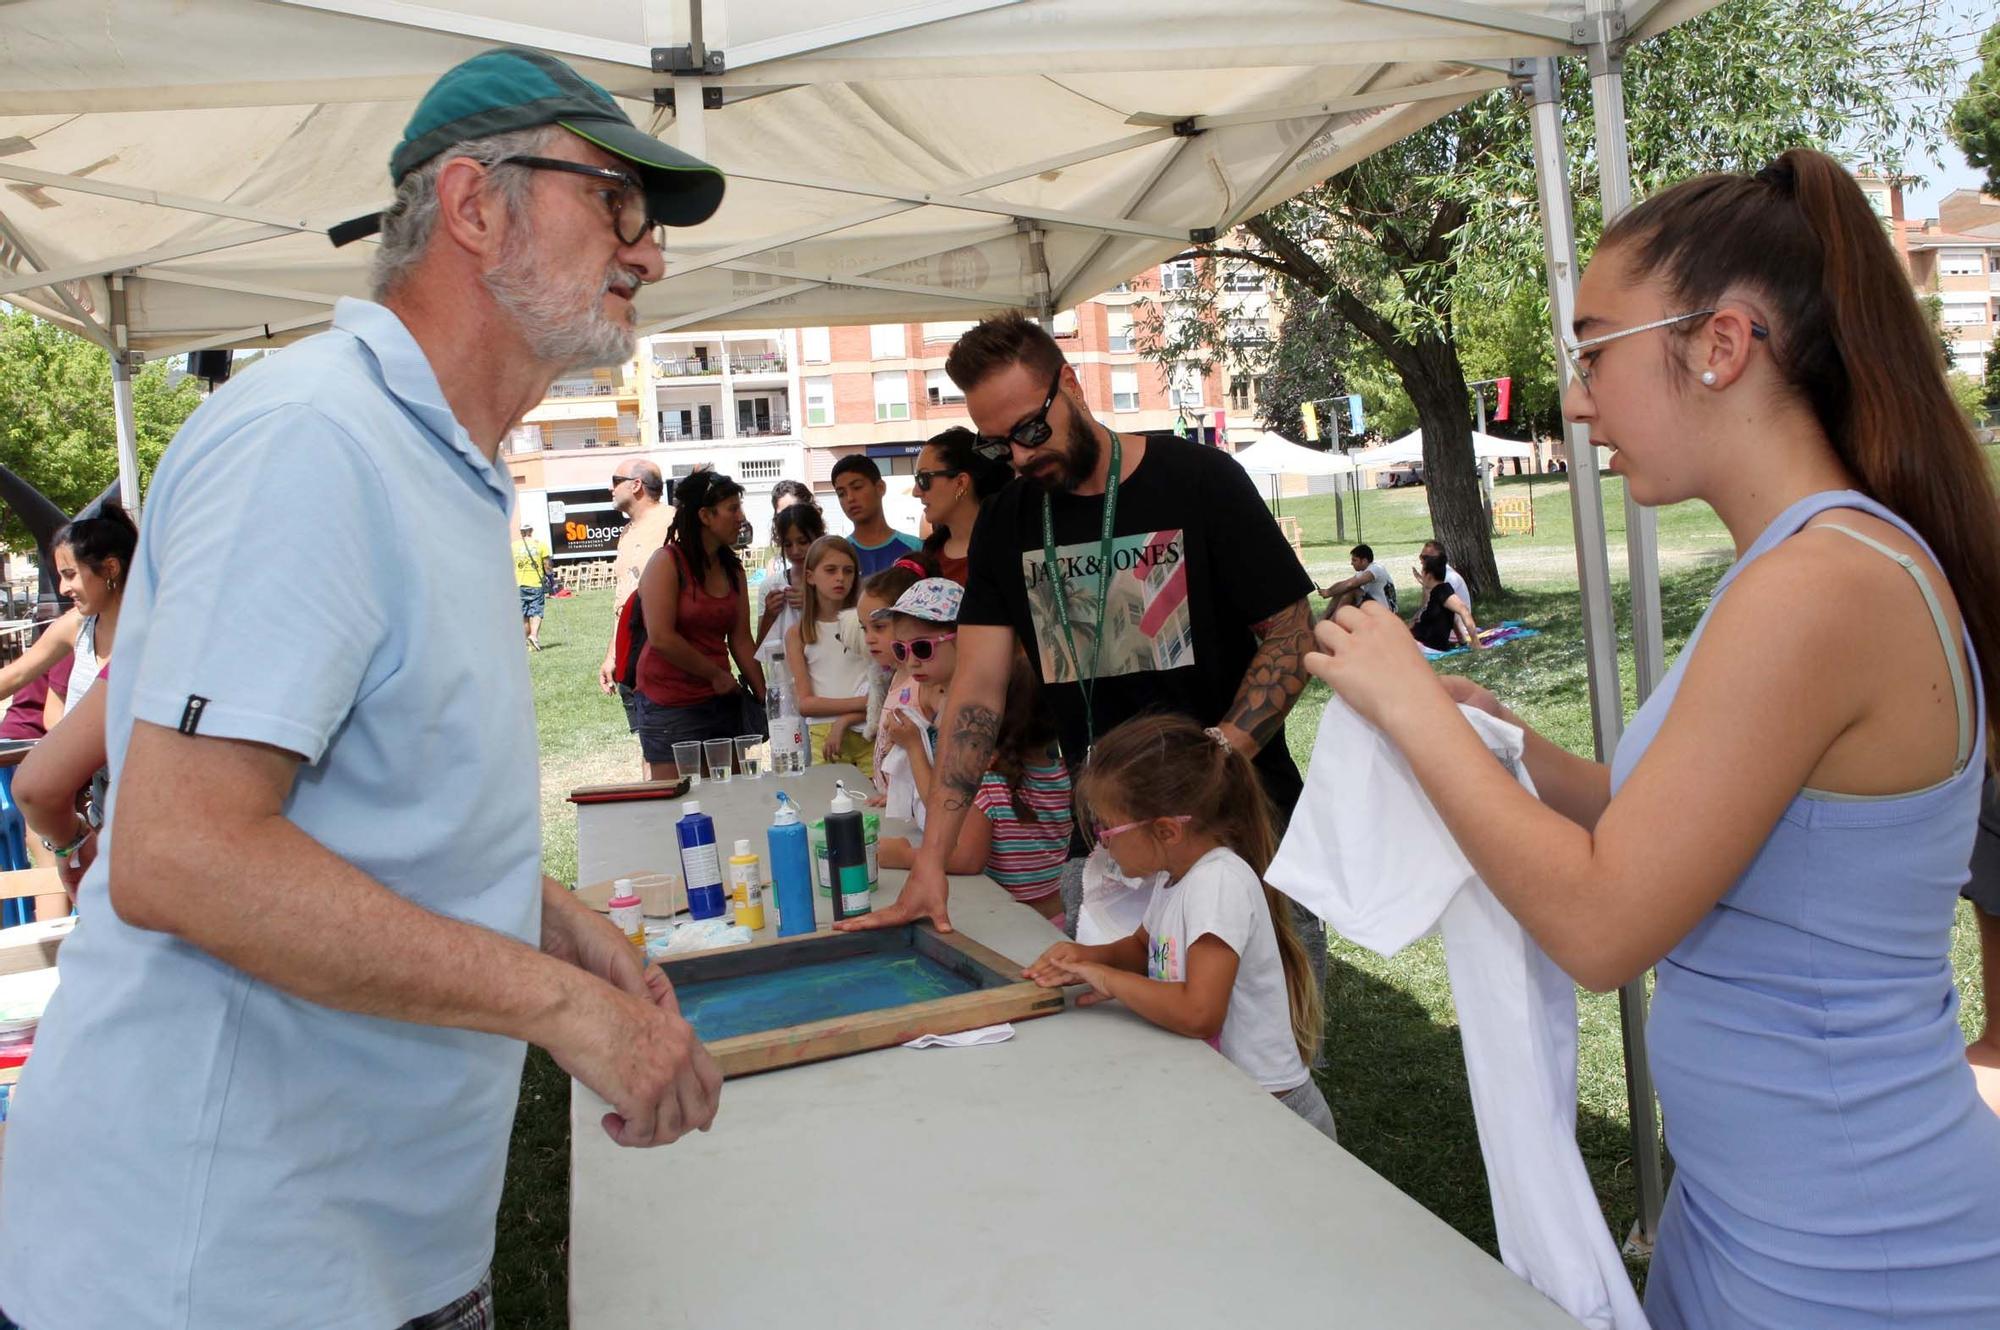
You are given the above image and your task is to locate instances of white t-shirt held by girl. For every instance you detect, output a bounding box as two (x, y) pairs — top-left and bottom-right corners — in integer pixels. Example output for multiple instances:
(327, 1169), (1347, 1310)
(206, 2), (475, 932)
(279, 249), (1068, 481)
(1141, 846), (1309, 1094)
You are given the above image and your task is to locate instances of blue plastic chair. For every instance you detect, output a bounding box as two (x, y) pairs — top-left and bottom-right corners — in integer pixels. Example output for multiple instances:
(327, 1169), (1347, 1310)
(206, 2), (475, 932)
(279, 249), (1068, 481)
(0, 768), (31, 929)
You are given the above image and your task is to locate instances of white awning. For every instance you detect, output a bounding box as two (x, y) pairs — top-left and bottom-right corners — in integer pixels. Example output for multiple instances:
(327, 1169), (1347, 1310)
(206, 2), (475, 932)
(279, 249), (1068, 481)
(0, 0), (1713, 355)
(1358, 428), (1538, 466)
(1233, 431), (1356, 475)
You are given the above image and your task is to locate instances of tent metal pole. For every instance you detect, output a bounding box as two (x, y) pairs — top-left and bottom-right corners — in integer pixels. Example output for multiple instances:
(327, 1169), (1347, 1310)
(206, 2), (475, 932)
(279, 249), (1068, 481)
(1520, 49), (1664, 1256)
(1586, 0), (1667, 1249)
(1588, 1), (1664, 698)
(108, 274), (142, 518)
(1521, 50), (1665, 1253)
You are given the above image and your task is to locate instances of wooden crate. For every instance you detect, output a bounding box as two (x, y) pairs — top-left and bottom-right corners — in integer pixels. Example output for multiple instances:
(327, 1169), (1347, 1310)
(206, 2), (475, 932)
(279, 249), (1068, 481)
(659, 923), (1063, 1077)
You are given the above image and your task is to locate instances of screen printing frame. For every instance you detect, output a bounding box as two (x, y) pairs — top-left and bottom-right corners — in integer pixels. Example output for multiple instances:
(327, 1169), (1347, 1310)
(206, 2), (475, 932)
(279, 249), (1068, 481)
(659, 924), (1064, 1077)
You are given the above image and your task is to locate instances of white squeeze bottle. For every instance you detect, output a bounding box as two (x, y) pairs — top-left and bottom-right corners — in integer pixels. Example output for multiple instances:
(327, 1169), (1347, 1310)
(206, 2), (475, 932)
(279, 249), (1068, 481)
(606, 878), (644, 951)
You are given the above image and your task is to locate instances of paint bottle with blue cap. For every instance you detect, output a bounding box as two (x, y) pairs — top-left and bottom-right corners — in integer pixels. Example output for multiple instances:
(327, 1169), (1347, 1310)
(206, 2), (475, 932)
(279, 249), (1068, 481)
(677, 800), (726, 920)
(769, 792), (816, 937)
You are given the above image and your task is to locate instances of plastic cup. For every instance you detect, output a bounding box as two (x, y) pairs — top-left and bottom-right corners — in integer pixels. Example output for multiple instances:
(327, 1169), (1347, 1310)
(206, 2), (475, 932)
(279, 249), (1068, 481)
(673, 741), (703, 786)
(704, 737), (735, 784)
(735, 734), (764, 779)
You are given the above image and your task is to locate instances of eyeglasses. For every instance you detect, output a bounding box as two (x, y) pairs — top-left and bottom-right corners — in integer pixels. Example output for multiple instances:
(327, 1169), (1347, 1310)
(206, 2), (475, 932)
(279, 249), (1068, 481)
(889, 632), (957, 663)
(1563, 309), (1770, 389)
(609, 473), (634, 489)
(974, 364), (1065, 461)
(912, 467), (964, 493)
(497, 155), (658, 248)
(1093, 814), (1192, 841)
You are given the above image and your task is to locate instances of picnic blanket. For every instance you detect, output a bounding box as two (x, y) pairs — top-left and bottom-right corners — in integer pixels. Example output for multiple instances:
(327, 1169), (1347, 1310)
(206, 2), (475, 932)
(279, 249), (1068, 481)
(1422, 619), (1539, 659)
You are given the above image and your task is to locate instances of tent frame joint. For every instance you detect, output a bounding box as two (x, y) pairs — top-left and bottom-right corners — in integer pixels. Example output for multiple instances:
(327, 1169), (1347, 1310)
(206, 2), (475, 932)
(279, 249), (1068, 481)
(1170, 117), (1203, 138)
(652, 46), (726, 77)
(1573, 8), (1629, 66)
(1189, 226), (1218, 245)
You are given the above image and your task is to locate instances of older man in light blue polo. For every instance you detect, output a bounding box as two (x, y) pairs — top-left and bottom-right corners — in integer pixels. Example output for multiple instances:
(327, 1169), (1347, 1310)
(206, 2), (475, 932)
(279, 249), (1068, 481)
(0, 49), (728, 1329)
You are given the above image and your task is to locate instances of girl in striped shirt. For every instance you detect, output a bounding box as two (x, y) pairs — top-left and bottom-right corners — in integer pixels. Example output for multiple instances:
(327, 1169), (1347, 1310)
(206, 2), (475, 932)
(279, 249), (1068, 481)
(874, 580), (1073, 920)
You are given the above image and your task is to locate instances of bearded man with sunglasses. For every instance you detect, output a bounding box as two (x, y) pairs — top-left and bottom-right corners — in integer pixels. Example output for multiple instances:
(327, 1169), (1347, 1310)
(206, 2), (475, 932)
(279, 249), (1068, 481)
(842, 312), (1319, 952)
(0, 49), (728, 1330)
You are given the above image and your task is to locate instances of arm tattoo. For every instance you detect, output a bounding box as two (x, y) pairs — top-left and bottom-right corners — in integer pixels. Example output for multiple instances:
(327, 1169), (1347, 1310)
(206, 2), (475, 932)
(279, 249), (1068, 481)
(1223, 599), (1313, 752)
(938, 704), (1001, 815)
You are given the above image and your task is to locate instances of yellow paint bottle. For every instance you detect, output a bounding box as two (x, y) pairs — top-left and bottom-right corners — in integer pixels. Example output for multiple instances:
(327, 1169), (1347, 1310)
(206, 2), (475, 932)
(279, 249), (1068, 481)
(728, 840), (766, 931)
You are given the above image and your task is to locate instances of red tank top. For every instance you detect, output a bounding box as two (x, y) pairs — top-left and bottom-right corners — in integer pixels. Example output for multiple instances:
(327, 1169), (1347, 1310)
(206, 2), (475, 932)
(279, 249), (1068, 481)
(638, 545), (740, 706)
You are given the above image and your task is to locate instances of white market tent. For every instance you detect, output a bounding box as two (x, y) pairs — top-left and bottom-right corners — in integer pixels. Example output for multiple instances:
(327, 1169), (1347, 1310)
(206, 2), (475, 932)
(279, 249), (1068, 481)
(0, 0), (1721, 1244)
(1359, 428), (1537, 467)
(1234, 431), (1358, 476)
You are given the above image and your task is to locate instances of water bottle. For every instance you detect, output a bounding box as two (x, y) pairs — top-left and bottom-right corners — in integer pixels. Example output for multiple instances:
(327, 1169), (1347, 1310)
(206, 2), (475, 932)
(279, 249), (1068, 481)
(677, 800), (727, 920)
(768, 680), (808, 776)
(768, 792), (817, 937)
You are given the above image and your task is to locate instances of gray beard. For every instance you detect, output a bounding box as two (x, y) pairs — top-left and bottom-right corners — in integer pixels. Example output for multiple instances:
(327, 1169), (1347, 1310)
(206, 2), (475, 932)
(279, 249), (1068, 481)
(484, 227), (636, 370)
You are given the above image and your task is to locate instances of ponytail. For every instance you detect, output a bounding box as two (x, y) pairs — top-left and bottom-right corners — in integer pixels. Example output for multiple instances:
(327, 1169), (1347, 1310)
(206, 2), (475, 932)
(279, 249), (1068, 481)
(1078, 714), (1323, 1066)
(1605, 148), (2000, 757)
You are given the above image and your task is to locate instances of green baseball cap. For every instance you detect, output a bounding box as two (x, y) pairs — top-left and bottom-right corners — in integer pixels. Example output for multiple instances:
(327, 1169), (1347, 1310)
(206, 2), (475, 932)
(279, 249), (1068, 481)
(331, 46), (723, 246)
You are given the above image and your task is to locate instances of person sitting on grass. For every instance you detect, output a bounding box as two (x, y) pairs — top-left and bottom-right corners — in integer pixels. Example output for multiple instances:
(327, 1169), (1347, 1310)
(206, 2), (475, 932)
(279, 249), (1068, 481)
(1023, 714), (1335, 1138)
(1409, 550), (1482, 652)
(875, 580), (1074, 921)
(1319, 543), (1396, 618)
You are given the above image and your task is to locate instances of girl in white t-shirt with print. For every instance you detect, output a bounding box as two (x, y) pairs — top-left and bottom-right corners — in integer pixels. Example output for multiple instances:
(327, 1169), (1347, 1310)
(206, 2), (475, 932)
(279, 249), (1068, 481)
(1026, 714), (1337, 1139)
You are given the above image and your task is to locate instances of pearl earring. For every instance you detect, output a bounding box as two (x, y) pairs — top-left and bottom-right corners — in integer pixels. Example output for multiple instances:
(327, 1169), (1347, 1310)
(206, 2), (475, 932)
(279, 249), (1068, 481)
(1700, 371), (1717, 386)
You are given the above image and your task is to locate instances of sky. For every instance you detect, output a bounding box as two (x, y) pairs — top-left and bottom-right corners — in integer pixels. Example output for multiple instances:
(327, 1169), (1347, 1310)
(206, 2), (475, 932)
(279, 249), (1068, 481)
(1898, 0), (1992, 222)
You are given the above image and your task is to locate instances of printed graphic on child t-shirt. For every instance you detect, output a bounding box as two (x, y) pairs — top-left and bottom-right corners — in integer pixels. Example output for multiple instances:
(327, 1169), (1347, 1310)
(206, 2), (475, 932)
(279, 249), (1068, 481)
(1148, 932), (1179, 982)
(1021, 529), (1193, 684)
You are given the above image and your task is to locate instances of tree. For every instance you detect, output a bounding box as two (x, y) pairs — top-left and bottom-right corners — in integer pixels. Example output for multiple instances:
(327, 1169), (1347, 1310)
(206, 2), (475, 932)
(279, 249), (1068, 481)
(1984, 343), (2000, 421)
(1142, 0), (1959, 599)
(1948, 370), (1986, 426)
(0, 309), (203, 550)
(1951, 22), (2000, 195)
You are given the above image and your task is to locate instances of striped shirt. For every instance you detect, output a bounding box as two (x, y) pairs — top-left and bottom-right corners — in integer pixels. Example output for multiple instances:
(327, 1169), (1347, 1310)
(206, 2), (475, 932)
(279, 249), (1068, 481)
(973, 756), (1074, 902)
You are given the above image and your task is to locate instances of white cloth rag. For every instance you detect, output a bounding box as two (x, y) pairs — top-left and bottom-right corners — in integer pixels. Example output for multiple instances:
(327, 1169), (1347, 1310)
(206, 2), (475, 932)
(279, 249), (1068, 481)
(877, 699), (934, 827)
(1268, 695), (1648, 1330)
(1074, 847), (1168, 946)
(903, 1023), (1014, 1050)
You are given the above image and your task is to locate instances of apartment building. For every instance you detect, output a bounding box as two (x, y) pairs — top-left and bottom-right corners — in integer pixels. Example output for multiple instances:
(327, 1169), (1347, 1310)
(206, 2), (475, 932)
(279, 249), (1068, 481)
(502, 257), (1278, 552)
(1858, 174), (2000, 381)
(1908, 189), (2000, 381)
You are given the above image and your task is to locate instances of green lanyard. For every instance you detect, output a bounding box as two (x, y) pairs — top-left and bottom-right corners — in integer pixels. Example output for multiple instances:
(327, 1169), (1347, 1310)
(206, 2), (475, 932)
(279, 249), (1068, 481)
(1041, 431), (1121, 750)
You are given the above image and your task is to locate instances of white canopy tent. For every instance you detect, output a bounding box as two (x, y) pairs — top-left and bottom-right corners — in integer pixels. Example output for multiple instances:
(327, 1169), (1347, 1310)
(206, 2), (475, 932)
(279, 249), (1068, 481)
(0, 0), (1721, 1245)
(1234, 431), (1359, 476)
(1358, 428), (1537, 467)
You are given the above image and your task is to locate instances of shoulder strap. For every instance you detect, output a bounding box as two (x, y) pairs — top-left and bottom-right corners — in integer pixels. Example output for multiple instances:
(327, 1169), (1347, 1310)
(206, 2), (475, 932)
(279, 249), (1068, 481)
(1815, 522), (1974, 773)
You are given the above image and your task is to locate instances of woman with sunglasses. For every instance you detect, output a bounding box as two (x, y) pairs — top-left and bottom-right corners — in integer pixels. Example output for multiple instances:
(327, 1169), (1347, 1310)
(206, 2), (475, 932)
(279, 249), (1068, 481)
(1307, 149), (2000, 1327)
(874, 579), (1073, 920)
(913, 426), (1013, 586)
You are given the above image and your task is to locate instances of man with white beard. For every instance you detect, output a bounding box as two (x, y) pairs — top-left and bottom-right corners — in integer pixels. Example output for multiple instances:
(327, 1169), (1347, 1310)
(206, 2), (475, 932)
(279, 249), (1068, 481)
(0, 48), (726, 1329)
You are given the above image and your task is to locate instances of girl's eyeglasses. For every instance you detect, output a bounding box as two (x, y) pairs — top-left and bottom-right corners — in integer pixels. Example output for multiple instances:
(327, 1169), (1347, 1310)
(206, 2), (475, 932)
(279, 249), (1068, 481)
(1093, 814), (1192, 841)
(1562, 308), (1769, 389)
(889, 632), (957, 663)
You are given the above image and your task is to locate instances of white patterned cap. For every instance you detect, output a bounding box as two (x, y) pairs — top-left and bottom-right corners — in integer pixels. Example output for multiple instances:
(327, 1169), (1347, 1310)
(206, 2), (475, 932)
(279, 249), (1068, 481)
(870, 577), (962, 624)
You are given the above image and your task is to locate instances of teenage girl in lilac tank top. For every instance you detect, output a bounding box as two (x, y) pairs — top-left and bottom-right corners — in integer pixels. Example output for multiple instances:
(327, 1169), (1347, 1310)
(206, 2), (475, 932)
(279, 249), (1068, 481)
(1306, 148), (2000, 1327)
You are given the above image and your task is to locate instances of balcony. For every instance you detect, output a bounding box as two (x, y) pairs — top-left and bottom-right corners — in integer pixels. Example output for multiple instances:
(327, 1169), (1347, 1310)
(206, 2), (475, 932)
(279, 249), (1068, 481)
(654, 356), (724, 378)
(736, 419), (794, 438)
(662, 425), (720, 443)
(548, 380), (620, 398)
(729, 351), (788, 375)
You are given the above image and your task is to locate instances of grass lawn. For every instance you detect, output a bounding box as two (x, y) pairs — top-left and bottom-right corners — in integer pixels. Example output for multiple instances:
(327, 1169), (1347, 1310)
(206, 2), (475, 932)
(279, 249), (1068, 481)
(496, 474), (1990, 1327)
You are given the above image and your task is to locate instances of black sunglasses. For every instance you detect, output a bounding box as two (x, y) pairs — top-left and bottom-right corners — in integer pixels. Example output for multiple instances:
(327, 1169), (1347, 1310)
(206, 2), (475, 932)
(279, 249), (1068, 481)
(912, 467), (964, 493)
(498, 156), (657, 248)
(974, 364), (1064, 461)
